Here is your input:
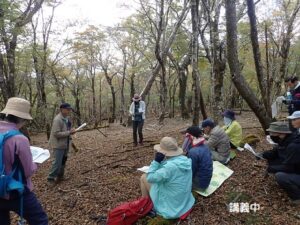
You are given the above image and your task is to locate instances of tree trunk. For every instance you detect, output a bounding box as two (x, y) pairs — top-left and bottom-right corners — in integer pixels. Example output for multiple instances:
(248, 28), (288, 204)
(191, 0), (201, 126)
(200, 0), (225, 122)
(247, 0), (271, 117)
(140, 0), (190, 99)
(0, 0), (45, 101)
(273, 0), (300, 97)
(168, 52), (190, 119)
(104, 70), (116, 123)
(120, 50), (127, 124)
(225, 0), (271, 131)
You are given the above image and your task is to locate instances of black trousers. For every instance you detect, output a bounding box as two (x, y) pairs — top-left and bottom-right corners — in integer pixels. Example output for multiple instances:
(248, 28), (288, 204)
(275, 172), (300, 200)
(133, 120), (144, 144)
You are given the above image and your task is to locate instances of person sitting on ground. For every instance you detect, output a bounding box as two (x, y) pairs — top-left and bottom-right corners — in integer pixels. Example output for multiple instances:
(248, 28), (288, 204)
(221, 110), (242, 149)
(273, 112), (300, 205)
(201, 119), (231, 164)
(182, 126), (213, 191)
(140, 137), (195, 219)
(256, 121), (294, 174)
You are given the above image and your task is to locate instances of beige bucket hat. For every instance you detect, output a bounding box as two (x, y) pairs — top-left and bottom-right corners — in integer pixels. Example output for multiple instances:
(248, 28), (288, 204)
(154, 137), (183, 157)
(1, 97), (32, 120)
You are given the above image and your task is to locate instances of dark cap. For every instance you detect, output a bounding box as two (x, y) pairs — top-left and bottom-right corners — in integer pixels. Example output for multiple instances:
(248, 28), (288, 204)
(266, 121), (292, 134)
(201, 118), (215, 128)
(60, 103), (72, 109)
(222, 110), (235, 120)
(186, 126), (203, 138)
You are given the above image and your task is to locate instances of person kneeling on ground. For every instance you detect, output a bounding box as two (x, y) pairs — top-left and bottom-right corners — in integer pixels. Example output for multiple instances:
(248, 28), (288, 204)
(182, 126), (213, 191)
(201, 119), (231, 164)
(221, 110), (242, 149)
(256, 121), (294, 174)
(140, 137), (195, 219)
(273, 112), (300, 205)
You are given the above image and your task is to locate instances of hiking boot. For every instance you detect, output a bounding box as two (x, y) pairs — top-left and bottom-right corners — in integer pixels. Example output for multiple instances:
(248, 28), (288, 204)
(133, 143), (138, 147)
(139, 142), (144, 146)
(47, 178), (56, 187)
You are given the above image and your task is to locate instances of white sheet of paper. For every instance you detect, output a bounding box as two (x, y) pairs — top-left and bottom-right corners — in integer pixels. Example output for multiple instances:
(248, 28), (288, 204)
(271, 101), (278, 118)
(137, 166), (149, 173)
(138, 109), (143, 113)
(276, 96), (285, 103)
(236, 147), (244, 151)
(75, 123), (87, 131)
(244, 143), (263, 159)
(30, 146), (50, 163)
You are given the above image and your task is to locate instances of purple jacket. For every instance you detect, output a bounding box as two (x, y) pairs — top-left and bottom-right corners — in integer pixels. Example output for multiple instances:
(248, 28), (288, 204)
(0, 121), (37, 191)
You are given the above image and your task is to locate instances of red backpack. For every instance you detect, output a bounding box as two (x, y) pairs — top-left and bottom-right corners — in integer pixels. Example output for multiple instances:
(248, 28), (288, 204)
(106, 196), (153, 225)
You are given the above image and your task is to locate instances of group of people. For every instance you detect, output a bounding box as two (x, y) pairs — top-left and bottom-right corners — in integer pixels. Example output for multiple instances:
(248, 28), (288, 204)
(136, 82), (300, 220)
(258, 114), (300, 205)
(1, 83), (300, 224)
(138, 109), (244, 219)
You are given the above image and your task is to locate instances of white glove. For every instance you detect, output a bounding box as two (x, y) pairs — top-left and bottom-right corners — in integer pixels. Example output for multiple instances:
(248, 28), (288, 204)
(276, 96), (285, 103)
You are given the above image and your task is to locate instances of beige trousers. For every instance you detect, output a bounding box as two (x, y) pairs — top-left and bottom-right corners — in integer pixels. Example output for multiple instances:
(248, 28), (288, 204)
(140, 174), (151, 197)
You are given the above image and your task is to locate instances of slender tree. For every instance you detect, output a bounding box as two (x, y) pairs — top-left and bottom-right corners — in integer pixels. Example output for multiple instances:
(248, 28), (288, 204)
(225, 0), (271, 130)
(0, 0), (44, 101)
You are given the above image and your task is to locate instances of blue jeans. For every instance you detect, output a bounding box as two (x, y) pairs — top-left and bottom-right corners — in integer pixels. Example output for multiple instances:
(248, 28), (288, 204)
(275, 172), (300, 200)
(0, 188), (48, 225)
(48, 148), (68, 180)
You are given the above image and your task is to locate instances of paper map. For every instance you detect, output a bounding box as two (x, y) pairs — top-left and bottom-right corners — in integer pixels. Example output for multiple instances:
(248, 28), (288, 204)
(30, 146), (50, 163)
(195, 161), (233, 197)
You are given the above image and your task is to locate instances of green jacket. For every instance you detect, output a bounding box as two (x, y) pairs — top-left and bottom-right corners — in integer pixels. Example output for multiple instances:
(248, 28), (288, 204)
(222, 120), (242, 147)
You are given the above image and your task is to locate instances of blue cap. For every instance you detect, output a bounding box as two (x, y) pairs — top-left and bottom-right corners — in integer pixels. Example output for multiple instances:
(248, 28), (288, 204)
(201, 119), (215, 128)
(60, 103), (72, 109)
(222, 110), (235, 120)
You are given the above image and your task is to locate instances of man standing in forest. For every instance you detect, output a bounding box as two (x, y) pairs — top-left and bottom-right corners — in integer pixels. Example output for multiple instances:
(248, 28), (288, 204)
(47, 103), (76, 184)
(129, 94), (146, 147)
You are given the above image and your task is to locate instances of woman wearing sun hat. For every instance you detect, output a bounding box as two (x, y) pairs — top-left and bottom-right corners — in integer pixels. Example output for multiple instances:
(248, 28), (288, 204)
(0, 97), (48, 225)
(140, 137), (195, 219)
(129, 94), (146, 146)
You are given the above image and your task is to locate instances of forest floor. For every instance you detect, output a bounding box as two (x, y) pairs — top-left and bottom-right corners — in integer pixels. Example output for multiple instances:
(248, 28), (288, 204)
(25, 112), (300, 225)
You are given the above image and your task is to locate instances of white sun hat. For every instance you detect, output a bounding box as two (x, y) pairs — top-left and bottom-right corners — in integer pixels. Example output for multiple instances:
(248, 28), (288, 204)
(1, 97), (32, 120)
(154, 137), (183, 157)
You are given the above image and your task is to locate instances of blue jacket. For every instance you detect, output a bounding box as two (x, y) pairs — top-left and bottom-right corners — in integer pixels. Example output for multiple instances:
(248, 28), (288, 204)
(187, 144), (213, 189)
(147, 156), (195, 219)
